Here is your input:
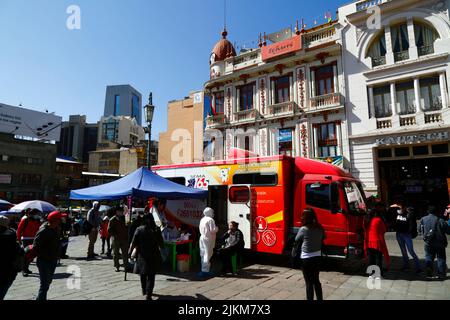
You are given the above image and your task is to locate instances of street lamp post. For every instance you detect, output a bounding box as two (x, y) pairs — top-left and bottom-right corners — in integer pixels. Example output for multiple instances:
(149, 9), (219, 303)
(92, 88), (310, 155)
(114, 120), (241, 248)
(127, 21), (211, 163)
(144, 92), (155, 168)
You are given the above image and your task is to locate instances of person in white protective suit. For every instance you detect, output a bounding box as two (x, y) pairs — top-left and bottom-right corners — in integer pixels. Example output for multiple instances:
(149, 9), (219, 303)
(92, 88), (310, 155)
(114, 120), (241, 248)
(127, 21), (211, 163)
(198, 207), (218, 276)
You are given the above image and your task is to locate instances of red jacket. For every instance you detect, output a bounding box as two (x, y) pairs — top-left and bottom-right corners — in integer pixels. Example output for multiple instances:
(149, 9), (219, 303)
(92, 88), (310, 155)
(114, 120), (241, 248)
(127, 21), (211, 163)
(100, 220), (110, 238)
(364, 216), (390, 268)
(16, 217), (41, 242)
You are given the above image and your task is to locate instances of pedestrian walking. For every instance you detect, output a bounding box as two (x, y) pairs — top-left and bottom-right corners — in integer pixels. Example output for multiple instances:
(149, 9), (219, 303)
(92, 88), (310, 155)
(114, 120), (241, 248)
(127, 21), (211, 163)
(394, 206), (422, 272)
(129, 214), (164, 300)
(0, 215), (23, 300)
(16, 208), (41, 276)
(100, 215), (111, 257)
(294, 208), (325, 301)
(218, 221), (244, 275)
(33, 211), (62, 300)
(198, 207), (218, 277)
(108, 206), (129, 272)
(86, 201), (101, 260)
(59, 213), (71, 259)
(364, 209), (390, 277)
(419, 205), (450, 279)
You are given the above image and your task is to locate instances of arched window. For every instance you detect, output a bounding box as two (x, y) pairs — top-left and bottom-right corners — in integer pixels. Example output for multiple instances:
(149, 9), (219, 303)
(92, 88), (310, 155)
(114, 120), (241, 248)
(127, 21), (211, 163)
(367, 33), (387, 66)
(391, 23), (410, 62)
(414, 21), (439, 56)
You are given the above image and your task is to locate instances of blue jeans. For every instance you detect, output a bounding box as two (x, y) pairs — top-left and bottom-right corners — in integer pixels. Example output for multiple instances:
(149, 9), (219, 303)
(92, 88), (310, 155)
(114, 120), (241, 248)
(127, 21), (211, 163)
(396, 233), (421, 270)
(424, 244), (447, 277)
(36, 258), (57, 300)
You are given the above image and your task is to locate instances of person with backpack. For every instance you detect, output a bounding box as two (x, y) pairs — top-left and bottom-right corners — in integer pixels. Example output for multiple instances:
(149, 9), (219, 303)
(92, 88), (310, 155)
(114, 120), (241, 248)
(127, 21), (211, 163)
(0, 215), (23, 300)
(16, 208), (41, 276)
(394, 206), (422, 273)
(86, 201), (101, 260)
(129, 213), (164, 300)
(295, 208), (325, 301)
(108, 206), (129, 272)
(33, 211), (62, 300)
(419, 205), (450, 279)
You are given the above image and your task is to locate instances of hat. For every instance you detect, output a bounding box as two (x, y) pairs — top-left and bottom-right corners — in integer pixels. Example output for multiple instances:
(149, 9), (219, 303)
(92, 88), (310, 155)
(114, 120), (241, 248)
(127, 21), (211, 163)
(203, 207), (214, 218)
(47, 211), (62, 222)
(0, 215), (9, 228)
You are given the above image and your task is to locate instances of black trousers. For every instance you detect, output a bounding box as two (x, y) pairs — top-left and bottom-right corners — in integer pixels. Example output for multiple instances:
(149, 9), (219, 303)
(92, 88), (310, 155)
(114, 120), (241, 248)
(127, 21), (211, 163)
(219, 247), (238, 272)
(22, 239), (34, 272)
(367, 248), (383, 275)
(301, 256), (323, 301)
(140, 273), (156, 297)
(101, 237), (111, 254)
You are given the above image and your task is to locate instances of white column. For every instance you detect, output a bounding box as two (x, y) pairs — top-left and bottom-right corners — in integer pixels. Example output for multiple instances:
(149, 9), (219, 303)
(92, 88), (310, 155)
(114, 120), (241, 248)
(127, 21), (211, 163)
(413, 78), (421, 112)
(270, 80), (275, 105)
(385, 26), (394, 65)
(252, 84), (256, 110)
(390, 82), (397, 116)
(289, 75), (294, 101)
(313, 125), (319, 158)
(407, 18), (418, 60)
(336, 122), (342, 156)
(368, 86), (375, 118)
(310, 69), (316, 98)
(333, 64), (338, 94)
(439, 72), (448, 108)
(236, 88), (240, 112)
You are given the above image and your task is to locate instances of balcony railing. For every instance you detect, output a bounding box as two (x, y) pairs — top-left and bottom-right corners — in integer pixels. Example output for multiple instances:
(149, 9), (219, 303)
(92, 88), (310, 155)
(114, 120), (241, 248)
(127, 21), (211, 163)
(418, 45), (434, 57)
(233, 109), (257, 122)
(206, 114), (228, 127)
(356, 0), (390, 12)
(372, 56), (386, 67)
(424, 110), (443, 124)
(376, 117), (392, 129)
(310, 92), (341, 108)
(399, 115), (416, 126)
(267, 101), (298, 117)
(394, 50), (409, 62)
(303, 24), (337, 48)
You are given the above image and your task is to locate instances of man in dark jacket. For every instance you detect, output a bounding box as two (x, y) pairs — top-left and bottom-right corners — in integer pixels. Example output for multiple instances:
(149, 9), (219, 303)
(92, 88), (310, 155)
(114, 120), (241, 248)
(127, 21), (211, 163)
(108, 206), (129, 272)
(33, 211), (62, 300)
(129, 213), (164, 300)
(86, 201), (101, 260)
(218, 221), (245, 274)
(419, 206), (450, 279)
(0, 216), (22, 300)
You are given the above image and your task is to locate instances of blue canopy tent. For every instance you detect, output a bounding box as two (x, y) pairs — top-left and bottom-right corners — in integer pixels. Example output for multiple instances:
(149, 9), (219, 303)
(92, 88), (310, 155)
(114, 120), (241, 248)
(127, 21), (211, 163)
(70, 167), (208, 200)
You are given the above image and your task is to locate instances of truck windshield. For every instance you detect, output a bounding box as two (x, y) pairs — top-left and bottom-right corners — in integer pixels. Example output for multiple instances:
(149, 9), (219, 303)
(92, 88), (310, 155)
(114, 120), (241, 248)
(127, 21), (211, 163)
(344, 181), (367, 215)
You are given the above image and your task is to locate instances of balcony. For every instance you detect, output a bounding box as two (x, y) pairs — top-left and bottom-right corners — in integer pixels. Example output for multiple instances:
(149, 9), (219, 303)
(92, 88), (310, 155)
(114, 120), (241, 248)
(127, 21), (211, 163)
(206, 114), (228, 127)
(266, 101), (299, 118)
(233, 109), (257, 123)
(310, 92), (342, 109)
(376, 117), (393, 129)
(394, 50), (409, 62)
(399, 115), (417, 127)
(424, 110), (443, 124)
(356, 0), (391, 12)
(303, 24), (338, 49)
(418, 45), (434, 57)
(225, 50), (261, 74)
(372, 56), (386, 67)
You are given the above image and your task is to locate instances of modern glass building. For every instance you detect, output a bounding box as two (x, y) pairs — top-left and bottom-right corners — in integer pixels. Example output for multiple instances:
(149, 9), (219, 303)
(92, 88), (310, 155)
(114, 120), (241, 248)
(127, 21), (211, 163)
(104, 85), (142, 125)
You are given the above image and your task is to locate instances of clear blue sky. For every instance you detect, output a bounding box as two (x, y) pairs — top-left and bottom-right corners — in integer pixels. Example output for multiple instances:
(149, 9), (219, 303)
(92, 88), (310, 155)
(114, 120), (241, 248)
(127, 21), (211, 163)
(0, 0), (350, 140)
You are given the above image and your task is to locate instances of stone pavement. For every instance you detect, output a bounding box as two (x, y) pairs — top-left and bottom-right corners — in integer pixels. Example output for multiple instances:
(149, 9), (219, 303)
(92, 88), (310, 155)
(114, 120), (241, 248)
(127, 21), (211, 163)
(4, 233), (450, 300)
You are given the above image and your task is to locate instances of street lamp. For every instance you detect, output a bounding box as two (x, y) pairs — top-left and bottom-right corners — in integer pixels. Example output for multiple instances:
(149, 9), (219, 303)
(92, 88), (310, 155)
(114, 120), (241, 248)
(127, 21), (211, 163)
(144, 92), (155, 168)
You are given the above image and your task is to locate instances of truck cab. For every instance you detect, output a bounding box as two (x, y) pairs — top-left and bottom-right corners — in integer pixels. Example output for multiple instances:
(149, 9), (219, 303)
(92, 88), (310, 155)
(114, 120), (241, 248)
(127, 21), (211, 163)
(292, 157), (366, 259)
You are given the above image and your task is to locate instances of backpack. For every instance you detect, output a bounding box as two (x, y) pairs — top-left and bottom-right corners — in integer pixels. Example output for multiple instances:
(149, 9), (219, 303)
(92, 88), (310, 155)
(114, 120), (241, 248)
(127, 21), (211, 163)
(82, 219), (93, 235)
(423, 218), (439, 244)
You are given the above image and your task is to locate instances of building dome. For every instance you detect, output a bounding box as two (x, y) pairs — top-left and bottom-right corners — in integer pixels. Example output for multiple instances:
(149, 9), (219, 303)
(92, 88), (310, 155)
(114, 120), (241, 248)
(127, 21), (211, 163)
(210, 29), (236, 64)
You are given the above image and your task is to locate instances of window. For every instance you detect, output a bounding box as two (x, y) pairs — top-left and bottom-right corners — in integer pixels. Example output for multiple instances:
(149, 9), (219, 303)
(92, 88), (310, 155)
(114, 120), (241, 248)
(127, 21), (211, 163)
(396, 81), (415, 115)
(233, 173), (278, 185)
(132, 95), (140, 122)
(431, 143), (449, 154)
(391, 23), (410, 61)
(102, 119), (119, 142)
(373, 85), (392, 118)
(229, 186), (250, 203)
(114, 95), (120, 116)
(20, 174), (42, 186)
(278, 128), (293, 156)
(318, 123), (338, 158)
(395, 147), (409, 157)
(420, 77), (442, 111)
(413, 146), (428, 156)
(274, 76), (290, 104)
(26, 157), (43, 165)
(314, 65), (335, 96)
(415, 22), (438, 56)
(1, 155), (8, 162)
(343, 181), (367, 216)
(377, 148), (392, 158)
(306, 183), (330, 210)
(239, 84), (254, 111)
(214, 91), (225, 114)
(367, 33), (387, 66)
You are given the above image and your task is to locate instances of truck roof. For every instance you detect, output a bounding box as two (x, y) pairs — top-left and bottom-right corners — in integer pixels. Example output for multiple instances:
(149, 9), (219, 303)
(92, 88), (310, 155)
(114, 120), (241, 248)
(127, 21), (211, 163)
(295, 157), (353, 178)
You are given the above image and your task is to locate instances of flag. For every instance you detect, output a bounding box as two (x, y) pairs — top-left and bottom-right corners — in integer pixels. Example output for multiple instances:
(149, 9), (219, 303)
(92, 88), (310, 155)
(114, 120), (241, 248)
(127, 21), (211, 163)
(325, 11), (332, 23)
(209, 100), (217, 117)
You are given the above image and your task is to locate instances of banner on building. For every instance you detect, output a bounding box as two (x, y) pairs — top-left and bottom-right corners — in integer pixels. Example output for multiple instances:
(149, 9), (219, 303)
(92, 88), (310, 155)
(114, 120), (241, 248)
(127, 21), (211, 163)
(0, 103), (62, 141)
(262, 35), (302, 61)
(316, 155), (343, 167)
(278, 128), (293, 143)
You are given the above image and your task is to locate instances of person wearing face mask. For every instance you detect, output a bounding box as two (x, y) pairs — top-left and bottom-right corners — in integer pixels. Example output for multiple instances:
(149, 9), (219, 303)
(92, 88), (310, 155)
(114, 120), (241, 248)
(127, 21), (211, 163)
(16, 209), (41, 277)
(394, 206), (422, 273)
(108, 206), (129, 272)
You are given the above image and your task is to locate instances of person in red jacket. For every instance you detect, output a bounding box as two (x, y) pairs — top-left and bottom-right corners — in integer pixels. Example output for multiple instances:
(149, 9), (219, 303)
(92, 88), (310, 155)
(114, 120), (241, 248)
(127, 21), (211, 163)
(364, 209), (390, 278)
(100, 216), (111, 257)
(16, 209), (42, 276)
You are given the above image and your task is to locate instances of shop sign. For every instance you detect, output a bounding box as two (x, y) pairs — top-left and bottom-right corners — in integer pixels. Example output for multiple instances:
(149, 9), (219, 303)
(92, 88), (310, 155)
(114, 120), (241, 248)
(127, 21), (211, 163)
(262, 35), (302, 61)
(375, 132), (449, 146)
(278, 128), (293, 143)
(0, 174), (12, 184)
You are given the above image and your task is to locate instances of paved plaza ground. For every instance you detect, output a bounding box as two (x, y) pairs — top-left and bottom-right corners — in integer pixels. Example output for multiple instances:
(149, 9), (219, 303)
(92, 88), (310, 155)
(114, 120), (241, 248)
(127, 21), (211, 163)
(4, 233), (450, 300)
